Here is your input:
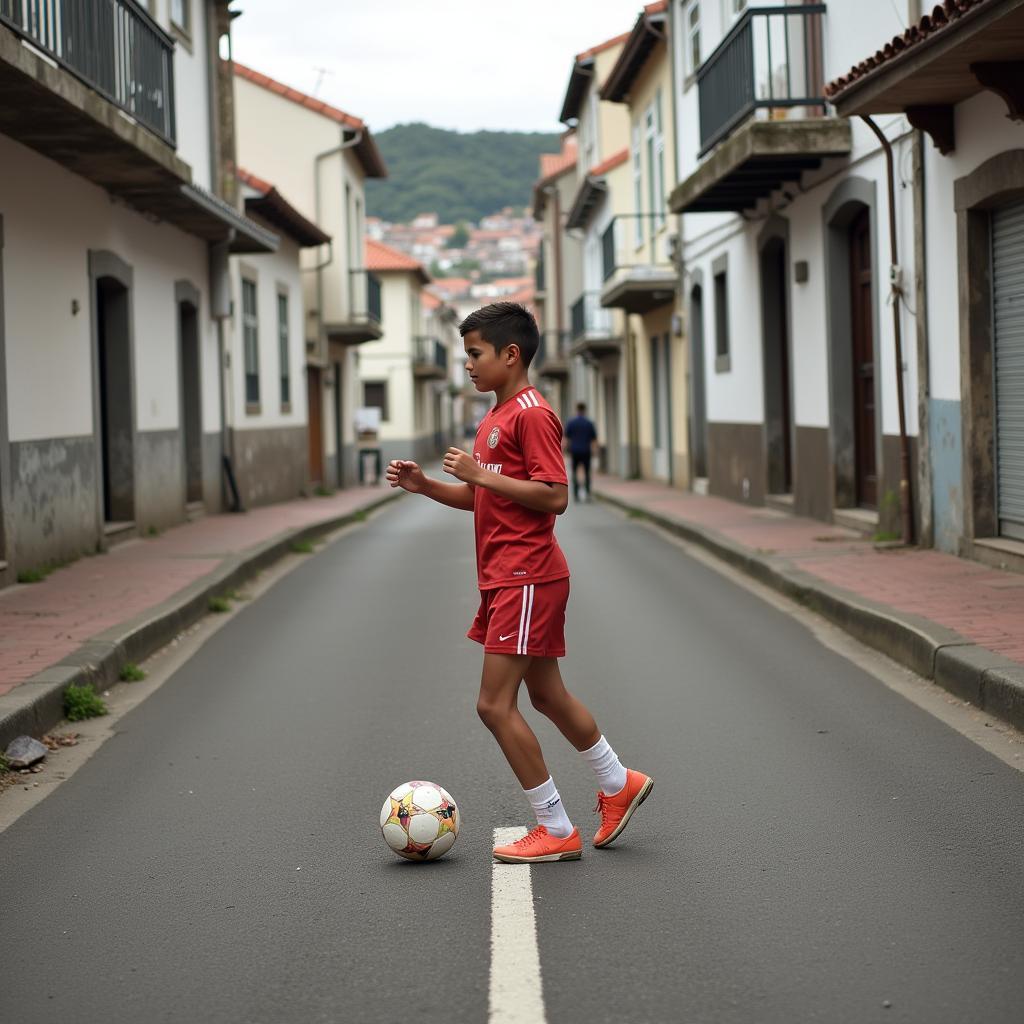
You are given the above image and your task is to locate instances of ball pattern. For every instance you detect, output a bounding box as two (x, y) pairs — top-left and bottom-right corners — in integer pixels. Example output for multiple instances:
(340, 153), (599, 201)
(379, 780), (460, 862)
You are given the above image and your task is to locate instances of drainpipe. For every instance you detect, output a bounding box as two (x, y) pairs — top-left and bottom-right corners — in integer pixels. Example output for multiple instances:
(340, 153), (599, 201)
(209, 233), (242, 511)
(861, 115), (913, 545)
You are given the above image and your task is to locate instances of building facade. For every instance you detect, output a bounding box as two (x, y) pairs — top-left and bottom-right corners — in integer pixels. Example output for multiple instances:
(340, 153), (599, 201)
(0, 0), (280, 587)
(232, 62), (388, 490)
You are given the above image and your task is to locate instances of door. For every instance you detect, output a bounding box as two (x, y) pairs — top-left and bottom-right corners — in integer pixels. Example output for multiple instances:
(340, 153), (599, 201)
(179, 301), (203, 504)
(96, 277), (135, 524)
(690, 285), (708, 479)
(650, 335), (670, 479)
(307, 367), (324, 484)
(849, 209), (876, 508)
(992, 199), (1024, 540)
(761, 239), (793, 494)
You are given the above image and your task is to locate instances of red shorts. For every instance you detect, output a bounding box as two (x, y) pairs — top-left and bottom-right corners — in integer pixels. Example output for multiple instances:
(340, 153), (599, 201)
(467, 578), (569, 657)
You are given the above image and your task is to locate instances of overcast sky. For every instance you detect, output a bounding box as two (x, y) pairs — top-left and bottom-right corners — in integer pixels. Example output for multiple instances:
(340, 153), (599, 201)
(232, 1), (642, 135)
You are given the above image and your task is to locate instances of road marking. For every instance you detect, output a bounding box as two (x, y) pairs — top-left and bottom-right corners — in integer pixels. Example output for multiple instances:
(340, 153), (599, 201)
(490, 827), (546, 1024)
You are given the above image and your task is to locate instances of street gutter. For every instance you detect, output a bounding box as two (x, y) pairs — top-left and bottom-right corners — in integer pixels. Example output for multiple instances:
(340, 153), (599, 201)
(595, 489), (1024, 733)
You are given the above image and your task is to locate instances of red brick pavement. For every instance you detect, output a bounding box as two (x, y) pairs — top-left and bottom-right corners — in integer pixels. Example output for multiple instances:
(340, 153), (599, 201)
(594, 476), (1024, 666)
(0, 486), (394, 695)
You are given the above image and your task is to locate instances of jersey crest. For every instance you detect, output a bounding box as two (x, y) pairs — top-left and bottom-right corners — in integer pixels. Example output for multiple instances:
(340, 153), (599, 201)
(487, 426), (500, 449)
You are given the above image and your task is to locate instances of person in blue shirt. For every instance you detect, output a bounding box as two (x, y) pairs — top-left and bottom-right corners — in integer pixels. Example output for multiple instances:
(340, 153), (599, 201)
(563, 402), (598, 502)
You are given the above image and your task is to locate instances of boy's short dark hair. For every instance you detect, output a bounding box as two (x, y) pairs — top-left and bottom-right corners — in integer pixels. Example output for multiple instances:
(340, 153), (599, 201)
(576, 402), (587, 413)
(459, 302), (540, 367)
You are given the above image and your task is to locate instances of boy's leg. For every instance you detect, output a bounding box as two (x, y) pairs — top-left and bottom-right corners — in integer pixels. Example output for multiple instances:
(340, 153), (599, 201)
(479, 653), (579, 857)
(582, 452), (592, 498)
(523, 657), (600, 751)
(525, 657), (652, 848)
(476, 652), (547, 789)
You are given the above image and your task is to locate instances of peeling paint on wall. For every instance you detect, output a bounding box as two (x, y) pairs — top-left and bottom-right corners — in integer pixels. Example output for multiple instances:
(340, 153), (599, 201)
(929, 398), (963, 553)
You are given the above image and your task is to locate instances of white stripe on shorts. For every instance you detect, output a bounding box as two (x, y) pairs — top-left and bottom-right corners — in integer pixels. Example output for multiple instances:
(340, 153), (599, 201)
(518, 584), (535, 655)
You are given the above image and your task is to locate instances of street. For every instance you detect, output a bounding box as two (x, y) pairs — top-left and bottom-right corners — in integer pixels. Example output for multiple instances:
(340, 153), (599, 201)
(2, 496), (1023, 1024)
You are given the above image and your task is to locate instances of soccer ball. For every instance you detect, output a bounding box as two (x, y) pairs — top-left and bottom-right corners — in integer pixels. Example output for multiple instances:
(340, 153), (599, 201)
(380, 781), (460, 862)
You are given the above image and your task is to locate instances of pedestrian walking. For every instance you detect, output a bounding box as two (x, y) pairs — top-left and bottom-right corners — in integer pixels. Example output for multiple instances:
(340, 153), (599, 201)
(386, 302), (652, 863)
(563, 401), (598, 502)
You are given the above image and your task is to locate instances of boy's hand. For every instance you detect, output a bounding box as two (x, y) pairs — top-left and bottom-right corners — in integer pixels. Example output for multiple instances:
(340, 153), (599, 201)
(443, 447), (481, 484)
(386, 459), (427, 493)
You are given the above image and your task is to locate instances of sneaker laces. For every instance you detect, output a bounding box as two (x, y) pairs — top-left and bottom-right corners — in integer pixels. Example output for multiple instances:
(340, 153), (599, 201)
(594, 792), (613, 818)
(516, 826), (550, 848)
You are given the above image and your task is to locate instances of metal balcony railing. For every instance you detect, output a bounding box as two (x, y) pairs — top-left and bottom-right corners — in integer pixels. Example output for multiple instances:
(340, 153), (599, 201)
(349, 269), (383, 326)
(413, 336), (448, 374)
(697, 4), (826, 156)
(0, 0), (177, 145)
(570, 292), (613, 343)
(601, 216), (674, 282)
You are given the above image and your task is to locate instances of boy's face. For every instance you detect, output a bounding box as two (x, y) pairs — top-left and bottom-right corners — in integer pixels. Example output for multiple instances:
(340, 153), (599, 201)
(463, 330), (519, 392)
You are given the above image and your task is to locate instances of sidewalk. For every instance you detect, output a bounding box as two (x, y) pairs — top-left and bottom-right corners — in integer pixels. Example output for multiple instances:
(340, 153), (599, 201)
(593, 475), (1024, 730)
(0, 485), (401, 745)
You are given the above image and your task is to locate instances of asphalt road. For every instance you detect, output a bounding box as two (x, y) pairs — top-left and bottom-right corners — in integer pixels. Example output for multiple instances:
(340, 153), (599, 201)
(2, 494), (1023, 1024)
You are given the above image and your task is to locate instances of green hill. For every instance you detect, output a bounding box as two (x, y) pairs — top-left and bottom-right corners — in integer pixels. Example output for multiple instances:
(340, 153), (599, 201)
(365, 122), (561, 224)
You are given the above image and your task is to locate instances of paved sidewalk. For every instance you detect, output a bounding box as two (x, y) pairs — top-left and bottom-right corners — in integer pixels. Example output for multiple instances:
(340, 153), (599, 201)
(593, 475), (1024, 727)
(0, 485), (400, 743)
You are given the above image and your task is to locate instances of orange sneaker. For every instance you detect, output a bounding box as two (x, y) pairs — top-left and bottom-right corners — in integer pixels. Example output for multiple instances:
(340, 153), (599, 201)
(492, 826), (583, 863)
(593, 769), (654, 848)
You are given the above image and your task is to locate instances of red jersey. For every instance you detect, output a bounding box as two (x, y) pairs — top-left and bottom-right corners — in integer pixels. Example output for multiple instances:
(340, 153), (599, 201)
(472, 385), (570, 590)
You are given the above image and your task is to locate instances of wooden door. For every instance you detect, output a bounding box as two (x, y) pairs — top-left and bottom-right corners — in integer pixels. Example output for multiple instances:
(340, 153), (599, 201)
(849, 209), (876, 508)
(307, 367), (324, 484)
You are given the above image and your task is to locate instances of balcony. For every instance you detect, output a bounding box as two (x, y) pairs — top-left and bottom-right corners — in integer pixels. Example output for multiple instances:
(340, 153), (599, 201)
(1, 0), (176, 144)
(570, 291), (621, 359)
(327, 270), (384, 345)
(599, 216), (677, 314)
(669, 5), (851, 215)
(536, 330), (572, 378)
(412, 336), (448, 379)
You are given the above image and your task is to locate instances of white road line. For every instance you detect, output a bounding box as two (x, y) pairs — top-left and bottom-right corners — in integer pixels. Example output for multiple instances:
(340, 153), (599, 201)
(490, 827), (547, 1024)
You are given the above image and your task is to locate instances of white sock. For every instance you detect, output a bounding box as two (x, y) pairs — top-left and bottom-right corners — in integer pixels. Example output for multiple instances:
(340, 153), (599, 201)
(524, 776), (573, 838)
(580, 735), (627, 796)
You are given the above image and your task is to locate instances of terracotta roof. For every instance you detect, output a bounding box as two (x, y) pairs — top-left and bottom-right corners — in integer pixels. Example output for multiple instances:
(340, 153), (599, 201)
(421, 291), (443, 310)
(589, 148), (629, 177)
(601, 2), (668, 103)
(826, 0), (995, 99)
(232, 62), (387, 178)
(504, 285), (535, 308)
(539, 137), (578, 182)
(365, 239), (430, 283)
(576, 30), (632, 63)
(236, 167), (331, 248)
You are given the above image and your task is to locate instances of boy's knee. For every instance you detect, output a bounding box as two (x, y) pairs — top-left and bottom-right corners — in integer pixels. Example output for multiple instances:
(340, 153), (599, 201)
(528, 689), (552, 716)
(476, 697), (504, 731)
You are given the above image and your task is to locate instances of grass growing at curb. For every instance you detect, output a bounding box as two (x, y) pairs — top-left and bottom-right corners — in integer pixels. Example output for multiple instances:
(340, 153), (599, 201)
(353, 510), (368, 522)
(17, 554), (80, 584)
(0, 753), (9, 774)
(314, 485), (336, 497)
(627, 509), (647, 520)
(64, 684), (108, 722)
(290, 539), (315, 554)
(873, 530), (902, 544)
(208, 596), (232, 613)
(119, 663), (146, 682)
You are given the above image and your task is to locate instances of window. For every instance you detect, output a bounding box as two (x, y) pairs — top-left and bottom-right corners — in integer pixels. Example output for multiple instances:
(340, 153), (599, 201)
(242, 278), (260, 406)
(170, 0), (190, 32)
(631, 123), (643, 247)
(685, 1), (701, 76)
(644, 91), (666, 232)
(278, 291), (290, 408)
(363, 380), (389, 421)
(713, 263), (730, 372)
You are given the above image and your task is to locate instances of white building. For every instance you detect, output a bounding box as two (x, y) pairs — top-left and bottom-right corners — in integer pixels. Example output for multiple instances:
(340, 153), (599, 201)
(667, 0), (1023, 568)
(230, 169), (332, 508)
(0, 0), (282, 586)
(357, 241), (451, 467)
(232, 62), (388, 489)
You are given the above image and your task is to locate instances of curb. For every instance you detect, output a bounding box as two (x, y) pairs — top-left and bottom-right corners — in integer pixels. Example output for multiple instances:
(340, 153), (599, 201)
(0, 490), (402, 748)
(596, 489), (1024, 733)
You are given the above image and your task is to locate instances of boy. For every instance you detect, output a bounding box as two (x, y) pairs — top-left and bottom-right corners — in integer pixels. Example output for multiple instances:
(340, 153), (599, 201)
(386, 302), (652, 864)
(563, 401), (598, 502)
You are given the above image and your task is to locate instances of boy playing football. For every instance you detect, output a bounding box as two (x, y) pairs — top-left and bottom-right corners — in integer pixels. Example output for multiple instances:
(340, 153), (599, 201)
(386, 302), (652, 863)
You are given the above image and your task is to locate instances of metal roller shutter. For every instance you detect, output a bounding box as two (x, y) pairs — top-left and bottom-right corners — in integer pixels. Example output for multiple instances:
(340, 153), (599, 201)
(992, 200), (1024, 540)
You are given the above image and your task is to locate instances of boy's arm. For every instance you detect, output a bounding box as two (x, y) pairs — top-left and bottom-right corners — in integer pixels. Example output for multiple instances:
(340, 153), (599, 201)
(443, 449), (568, 516)
(386, 460), (475, 511)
